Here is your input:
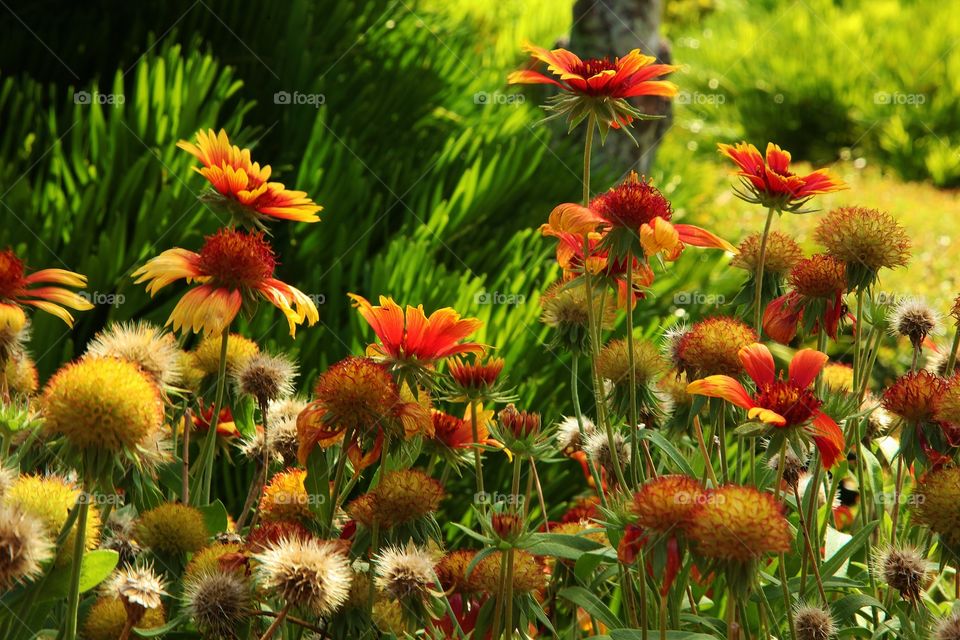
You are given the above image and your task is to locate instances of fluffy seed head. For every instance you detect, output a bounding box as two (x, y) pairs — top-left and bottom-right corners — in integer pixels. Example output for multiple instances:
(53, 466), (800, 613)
(789, 254), (847, 298)
(260, 468), (312, 522)
(794, 603), (836, 640)
(41, 357), (164, 452)
(768, 449), (807, 490)
(192, 333), (259, 376)
(597, 338), (666, 387)
(913, 466), (960, 547)
(731, 231), (803, 275)
(882, 370), (946, 423)
(234, 352), (297, 404)
(254, 536), (352, 616)
(555, 415), (597, 455)
(934, 613), (960, 640)
(632, 475), (703, 533)
(85, 321), (183, 388)
(0, 505), (53, 588)
(873, 546), (929, 602)
(686, 485), (792, 562)
(374, 542), (437, 600)
(677, 317), (757, 378)
(584, 429), (631, 482)
(889, 298), (940, 349)
(135, 503), (209, 555)
(183, 569), (252, 639)
(814, 206), (910, 275)
(106, 563), (167, 611)
(540, 281), (616, 352)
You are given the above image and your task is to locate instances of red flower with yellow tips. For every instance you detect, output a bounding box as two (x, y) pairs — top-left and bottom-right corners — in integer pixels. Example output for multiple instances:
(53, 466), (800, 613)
(177, 128), (322, 227)
(687, 343), (845, 467)
(718, 142), (846, 211)
(0, 248), (92, 329)
(132, 228), (318, 337)
(348, 294), (484, 366)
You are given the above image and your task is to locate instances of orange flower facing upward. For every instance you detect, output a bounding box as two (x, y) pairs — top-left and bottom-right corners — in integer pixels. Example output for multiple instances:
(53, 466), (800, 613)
(133, 228), (318, 337)
(0, 248), (92, 328)
(177, 129), (322, 227)
(687, 343), (845, 467)
(718, 142), (846, 211)
(348, 294), (484, 367)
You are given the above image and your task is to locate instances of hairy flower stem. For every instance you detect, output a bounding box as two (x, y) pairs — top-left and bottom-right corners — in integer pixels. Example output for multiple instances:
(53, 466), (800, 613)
(945, 328), (960, 377)
(726, 587), (739, 640)
(258, 602), (291, 640)
(792, 482), (827, 603)
(198, 328), (230, 505)
(503, 454), (523, 637)
(625, 250), (644, 487)
(469, 399), (487, 516)
(63, 488), (90, 640)
(693, 416), (719, 486)
(571, 357), (606, 505)
(753, 207), (776, 334)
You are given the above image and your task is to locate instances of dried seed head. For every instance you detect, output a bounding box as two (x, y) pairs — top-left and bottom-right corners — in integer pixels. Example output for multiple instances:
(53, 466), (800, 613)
(374, 542), (437, 600)
(0, 505), (53, 588)
(233, 352), (298, 405)
(794, 603), (836, 640)
(889, 298), (940, 350)
(934, 613), (960, 640)
(182, 569), (252, 639)
(873, 546), (929, 602)
(85, 321), (183, 389)
(254, 536), (352, 616)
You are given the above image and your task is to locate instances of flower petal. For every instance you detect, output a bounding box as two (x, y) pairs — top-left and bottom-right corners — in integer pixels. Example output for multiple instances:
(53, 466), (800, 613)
(687, 375), (755, 410)
(673, 224), (738, 253)
(809, 412), (845, 468)
(789, 349), (829, 389)
(738, 343), (776, 388)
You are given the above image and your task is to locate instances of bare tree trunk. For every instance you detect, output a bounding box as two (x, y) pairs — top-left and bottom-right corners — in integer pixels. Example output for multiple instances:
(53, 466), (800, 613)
(569, 0), (672, 177)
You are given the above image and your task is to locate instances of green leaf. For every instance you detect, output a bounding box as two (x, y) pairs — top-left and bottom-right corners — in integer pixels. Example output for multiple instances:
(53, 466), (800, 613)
(637, 429), (696, 477)
(196, 500), (228, 535)
(36, 550), (118, 602)
(821, 521), (878, 580)
(832, 593), (886, 622)
(558, 586), (622, 629)
(526, 533), (605, 560)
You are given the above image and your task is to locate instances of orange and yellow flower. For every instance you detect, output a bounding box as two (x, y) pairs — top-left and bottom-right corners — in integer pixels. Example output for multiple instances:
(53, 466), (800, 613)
(0, 248), (92, 328)
(348, 294), (484, 365)
(687, 343), (845, 467)
(718, 142), (846, 211)
(177, 129), (322, 226)
(133, 228), (318, 337)
(687, 484), (792, 563)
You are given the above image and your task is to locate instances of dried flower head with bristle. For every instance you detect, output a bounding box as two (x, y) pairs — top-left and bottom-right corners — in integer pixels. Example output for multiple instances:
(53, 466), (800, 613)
(192, 333), (259, 377)
(0, 505), (53, 588)
(183, 569), (252, 639)
(105, 563), (167, 625)
(374, 542), (438, 600)
(85, 321), (183, 389)
(470, 550), (544, 595)
(889, 298), (940, 350)
(41, 357), (164, 454)
(632, 474), (703, 533)
(794, 603), (836, 640)
(934, 613), (960, 640)
(584, 429), (631, 481)
(913, 466), (960, 547)
(3, 475), (101, 566)
(687, 485), (791, 563)
(233, 352), (297, 405)
(269, 397), (308, 429)
(676, 317), (757, 378)
(935, 377), (960, 427)
(346, 469), (444, 529)
(768, 449), (807, 490)
(555, 415), (597, 455)
(254, 536), (352, 616)
(814, 206), (910, 289)
(540, 280), (616, 352)
(789, 254), (847, 299)
(882, 370), (946, 423)
(266, 416), (301, 466)
(4, 352), (38, 396)
(82, 596), (166, 640)
(731, 231), (803, 275)
(872, 545), (929, 602)
(260, 468), (312, 522)
(135, 503), (209, 555)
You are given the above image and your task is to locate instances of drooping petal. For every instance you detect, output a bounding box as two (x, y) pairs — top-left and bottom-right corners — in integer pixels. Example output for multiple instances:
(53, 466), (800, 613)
(809, 412), (845, 468)
(546, 203), (604, 235)
(20, 299), (77, 327)
(167, 284), (242, 335)
(763, 293), (801, 345)
(687, 375), (755, 410)
(639, 217), (680, 258)
(132, 248), (204, 295)
(673, 224), (738, 253)
(789, 349), (829, 389)
(506, 69), (563, 87)
(738, 343), (776, 387)
(22, 268), (88, 287)
(23, 287), (94, 311)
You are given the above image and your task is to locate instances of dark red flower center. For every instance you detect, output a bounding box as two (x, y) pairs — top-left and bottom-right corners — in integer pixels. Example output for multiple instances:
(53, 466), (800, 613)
(591, 177), (672, 230)
(573, 57), (618, 78)
(755, 380), (821, 427)
(197, 229), (276, 288)
(0, 249), (26, 299)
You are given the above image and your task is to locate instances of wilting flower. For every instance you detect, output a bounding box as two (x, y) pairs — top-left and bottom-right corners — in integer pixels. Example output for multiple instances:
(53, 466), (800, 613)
(888, 298), (940, 352)
(674, 316), (758, 379)
(85, 321), (183, 390)
(346, 469), (444, 529)
(0, 505), (53, 588)
(764, 254), (848, 344)
(872, 545), (929, 602)
(546, 172), (735, 261)
(177, 128), (322, 227)
(133, 228), (318, 336)
(135, 503), (209, 555)
(794, 604), (836, 640)
(0, 248), (92, 329)
(583, 429), (631, 483)
(539, 279), (616, 353)
(718, 141), (846, 211)
(254, 536), (352, 616)
(297, 356), (432, 469)
(507, 43), (678, 137)
(687, 343), (845, 467)
(374, 541), (438, 600)
(913, 465), (960, 547)
(814, 206), (910, 289)
(183, 569), (252, 640)
(233, 352), (297, 406)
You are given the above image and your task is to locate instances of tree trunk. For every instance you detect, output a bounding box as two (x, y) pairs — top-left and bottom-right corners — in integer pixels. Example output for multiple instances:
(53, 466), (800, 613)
(569, 0), (672, 177)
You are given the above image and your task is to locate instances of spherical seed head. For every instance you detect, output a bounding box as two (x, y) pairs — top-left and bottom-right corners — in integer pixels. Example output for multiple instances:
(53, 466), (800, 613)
(821, 363), (854, 392)
(3, 475), (100, 566)
(369, 469), (445, 528)
(135, 503), (209, 555)
(265, 401), (304, 464)
(584, 429), (631, 481)
(470, 550), (544, 595)
(41, 357), (163, 452)
(268, 397), (309, 429)
(436, 550), (478, 594)
(677, 317), (757, 378)
(814, 206), (910, 275)
(260, 468), (311, 522)
(192, 333), (259, 377)
(498, 403), (541, 439)
(85, 321), (183, 389)
(4, 352), (38, 396)
(882, 370), (946, 423)
(254, 536), (352, 616)
(234, 352), (298, 405)
(374, 542), (437, 600)
(311, 356), (402, 435)
(731, 231), (803, 275)
(197, 228), (276, 289)
(913, 466), (960, 547)
(82, 596), (165, 640)
(597, 338), (666, 388)
(873, 546), (929, 602)
(590, 172), (672, 231)
(632, 474), (704, 533)
(789, 254), (847, 298)
(794, 604), (836, 640)
(0, 505), (53, 588)
(934, 613), (960, 640)
(889, 299), (940, 348)
(540, 281), (616, 351)
(184, 542), (244, 579)
(768, 449), (807, 490)
(555, 415), (597, 455)
(687, 485), (792, 562)
(448, 356), (504, 392)
(183, 569), (252, 639)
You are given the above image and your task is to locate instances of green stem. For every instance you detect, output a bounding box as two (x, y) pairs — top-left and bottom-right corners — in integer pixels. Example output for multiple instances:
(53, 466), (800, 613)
(753, 207), (776, 334)
(625, 249), (642, 488)
(63, 493), (90, 640)
(200, 329), (230, 506)
(779, 555), (797, 640)
(571, 357), (606, 505)
(469, 400), (487, 516)
(945, 327), (960, 378)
